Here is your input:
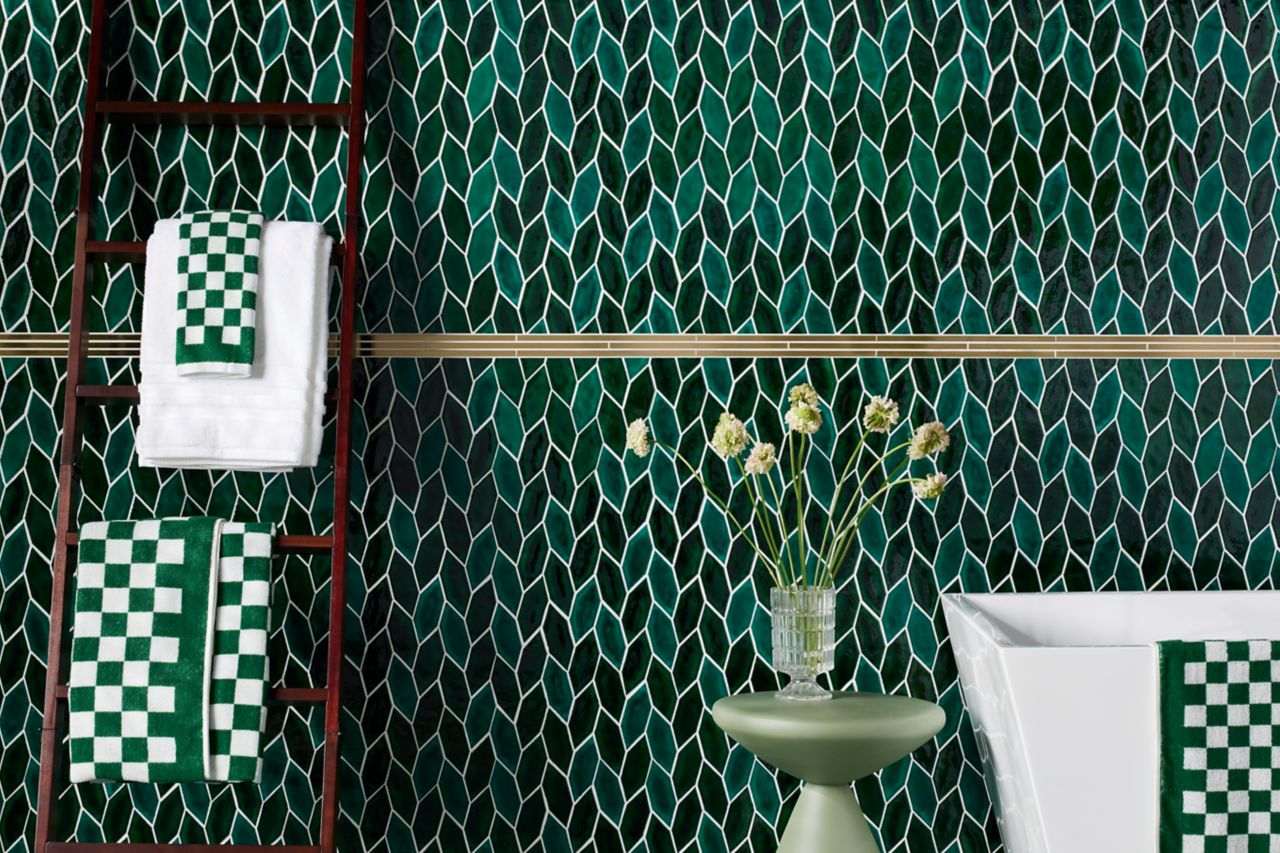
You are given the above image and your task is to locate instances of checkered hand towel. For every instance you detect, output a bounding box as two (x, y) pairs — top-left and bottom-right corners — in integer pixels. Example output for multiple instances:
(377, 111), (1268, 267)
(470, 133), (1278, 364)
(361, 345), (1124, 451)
(176, 211), (264, 377)
(68, 518), (274, 783)
(1159, 640), (1280, 852)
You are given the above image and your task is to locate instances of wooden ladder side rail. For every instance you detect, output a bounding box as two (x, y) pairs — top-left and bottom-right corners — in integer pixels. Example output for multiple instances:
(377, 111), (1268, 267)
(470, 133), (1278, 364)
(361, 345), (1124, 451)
(34, 0), (367, 849)
(35, 0), (108, 848)
(320, 3), (367, 849)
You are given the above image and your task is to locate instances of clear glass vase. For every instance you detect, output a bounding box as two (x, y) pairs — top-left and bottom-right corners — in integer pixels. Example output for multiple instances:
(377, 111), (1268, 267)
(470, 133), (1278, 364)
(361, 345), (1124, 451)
(770, 586), (836, 701)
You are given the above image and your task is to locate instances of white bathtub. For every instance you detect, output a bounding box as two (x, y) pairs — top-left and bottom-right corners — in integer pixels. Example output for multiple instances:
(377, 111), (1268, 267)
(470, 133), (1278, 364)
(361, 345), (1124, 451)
(942, 591), (1280, 853)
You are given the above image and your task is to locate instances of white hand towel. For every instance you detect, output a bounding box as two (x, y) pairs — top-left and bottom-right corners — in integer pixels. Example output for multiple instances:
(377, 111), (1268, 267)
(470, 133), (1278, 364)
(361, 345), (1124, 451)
(138, 220), (331, 470)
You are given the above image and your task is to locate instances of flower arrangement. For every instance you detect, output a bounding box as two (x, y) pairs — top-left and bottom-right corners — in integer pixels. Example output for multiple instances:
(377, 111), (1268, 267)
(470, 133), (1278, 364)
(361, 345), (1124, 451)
(624, 385), (952, 590)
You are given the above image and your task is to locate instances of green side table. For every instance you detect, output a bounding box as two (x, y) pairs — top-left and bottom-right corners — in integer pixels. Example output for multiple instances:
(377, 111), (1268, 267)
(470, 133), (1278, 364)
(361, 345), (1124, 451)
(712, 692), (945, 853)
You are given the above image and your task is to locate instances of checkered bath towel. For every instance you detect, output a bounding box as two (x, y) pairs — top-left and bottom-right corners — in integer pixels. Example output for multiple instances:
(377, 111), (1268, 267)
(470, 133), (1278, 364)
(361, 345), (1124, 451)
(68, 518), (273, 783)
(1159, 640), (1280, 852)
(176, 211), (264, 377)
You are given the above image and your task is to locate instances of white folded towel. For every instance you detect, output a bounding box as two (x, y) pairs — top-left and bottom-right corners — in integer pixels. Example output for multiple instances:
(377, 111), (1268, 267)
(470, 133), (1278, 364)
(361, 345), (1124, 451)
(138, 220), (331, 471)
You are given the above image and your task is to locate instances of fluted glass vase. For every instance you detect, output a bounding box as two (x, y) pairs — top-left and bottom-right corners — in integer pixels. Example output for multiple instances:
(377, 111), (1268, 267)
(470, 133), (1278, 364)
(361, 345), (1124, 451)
(770, 587), (835, 701)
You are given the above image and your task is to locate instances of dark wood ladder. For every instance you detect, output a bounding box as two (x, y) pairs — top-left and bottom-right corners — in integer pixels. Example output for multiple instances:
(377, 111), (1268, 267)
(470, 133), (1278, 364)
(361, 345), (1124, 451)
(34, 1), (367, 851)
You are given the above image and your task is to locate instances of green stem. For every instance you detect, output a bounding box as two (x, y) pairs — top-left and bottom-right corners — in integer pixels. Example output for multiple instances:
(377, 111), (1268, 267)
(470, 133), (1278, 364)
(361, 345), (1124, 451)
(787, 434), (799, 585)
(823, 471), (923, 587)
(736, 458), (782, 570)
(654, 441), (780, 584)
(762, 466), (797, 585)
(817, 428), (869, 584)
(821, 441), (911, 572)
(793, 433), (807, 586)
(826, 469), (909, 586)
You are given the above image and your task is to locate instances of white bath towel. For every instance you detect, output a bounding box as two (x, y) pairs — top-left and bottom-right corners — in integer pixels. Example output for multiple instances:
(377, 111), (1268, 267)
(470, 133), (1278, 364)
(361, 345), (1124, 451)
(138, 220), (331, 470)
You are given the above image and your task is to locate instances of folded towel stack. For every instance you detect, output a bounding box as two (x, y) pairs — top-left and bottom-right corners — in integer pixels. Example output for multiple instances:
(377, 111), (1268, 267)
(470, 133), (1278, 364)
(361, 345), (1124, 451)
(138, 219), (331, 471)
(68, 517), (274, 783)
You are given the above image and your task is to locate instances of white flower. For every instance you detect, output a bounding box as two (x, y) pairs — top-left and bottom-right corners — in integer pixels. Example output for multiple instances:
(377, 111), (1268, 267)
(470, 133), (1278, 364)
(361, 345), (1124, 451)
(789, 383), (819, 408)
(862, 395), (900, 433)
(785, 402), (822, 435)
(626, 418), (651, 458)
(744, 442), (777, 475)
(912, 472), (949, 500)
(908, 421), (950, 460)
(711, 412), (749, 459)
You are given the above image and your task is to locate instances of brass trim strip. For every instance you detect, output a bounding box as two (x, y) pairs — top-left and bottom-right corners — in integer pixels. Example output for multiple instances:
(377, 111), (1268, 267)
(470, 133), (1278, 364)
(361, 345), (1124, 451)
(2, 332), (1279, 359)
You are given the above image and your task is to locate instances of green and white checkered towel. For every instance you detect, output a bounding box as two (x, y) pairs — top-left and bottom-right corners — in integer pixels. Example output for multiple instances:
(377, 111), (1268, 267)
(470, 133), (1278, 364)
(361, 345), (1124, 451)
(209, 522), (273, 782)
(176, 211), (264, 377)
(68, 518), (220, 782)
(1159, 640), (1280, 852)
(68, 518), (274, 783)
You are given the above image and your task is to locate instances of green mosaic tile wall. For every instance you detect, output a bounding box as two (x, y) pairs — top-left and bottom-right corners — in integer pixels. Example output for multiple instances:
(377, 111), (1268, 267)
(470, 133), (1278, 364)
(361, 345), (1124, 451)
(382, 0), (1280, 334)
(8, 1), (1280, 335)
(2, 1), (1280, 852)
(5, 356), (1280, 850)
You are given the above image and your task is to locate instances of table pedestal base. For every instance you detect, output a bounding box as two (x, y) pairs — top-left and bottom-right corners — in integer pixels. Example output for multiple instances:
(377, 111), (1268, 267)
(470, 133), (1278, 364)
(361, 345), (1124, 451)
(778, 783), (877, 853)
(712, 692), (945, 853)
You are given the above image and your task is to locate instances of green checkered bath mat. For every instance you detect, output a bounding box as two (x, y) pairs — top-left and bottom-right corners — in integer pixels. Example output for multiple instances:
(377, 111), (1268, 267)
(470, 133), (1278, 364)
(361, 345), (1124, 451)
(1159, 640), (1280, 853)
(176, 210), (263, 376)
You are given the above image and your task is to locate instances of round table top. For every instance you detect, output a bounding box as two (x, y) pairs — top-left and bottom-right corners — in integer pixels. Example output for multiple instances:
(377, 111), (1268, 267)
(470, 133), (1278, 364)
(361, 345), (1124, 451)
(714, 690), (942, 735)
(712, 691), (945, 784)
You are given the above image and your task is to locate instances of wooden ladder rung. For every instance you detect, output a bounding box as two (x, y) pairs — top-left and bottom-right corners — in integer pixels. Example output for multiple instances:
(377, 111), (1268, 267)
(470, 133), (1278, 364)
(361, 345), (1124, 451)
(49, 840), (320, 845)
(87, 241), (346, 265)
(75, 384), (139, 402)
(65, 531), (333, 555)
(97, 100), (350, 127)
(76, 386), (340, 406)
(84, 241), (145, 263)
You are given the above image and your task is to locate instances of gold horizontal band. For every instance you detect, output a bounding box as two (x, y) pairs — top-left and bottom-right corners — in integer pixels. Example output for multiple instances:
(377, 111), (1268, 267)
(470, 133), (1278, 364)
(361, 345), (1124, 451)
(1, 332), (1279, 359)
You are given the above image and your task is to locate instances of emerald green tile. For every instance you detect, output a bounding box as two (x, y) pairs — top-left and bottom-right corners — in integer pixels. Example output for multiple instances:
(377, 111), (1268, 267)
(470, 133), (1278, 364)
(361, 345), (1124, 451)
(6, 0), (1280, 848)
(327, 0), (1272, 332)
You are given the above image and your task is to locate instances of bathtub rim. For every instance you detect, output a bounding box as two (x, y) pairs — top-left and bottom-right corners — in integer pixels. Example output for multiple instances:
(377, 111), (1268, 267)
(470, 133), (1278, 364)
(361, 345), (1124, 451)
(943, 589), (1280, 650)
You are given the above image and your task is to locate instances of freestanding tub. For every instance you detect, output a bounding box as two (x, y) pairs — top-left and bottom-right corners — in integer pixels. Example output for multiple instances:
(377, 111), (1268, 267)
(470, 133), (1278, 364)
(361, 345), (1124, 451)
(942, 591), (1280, 853)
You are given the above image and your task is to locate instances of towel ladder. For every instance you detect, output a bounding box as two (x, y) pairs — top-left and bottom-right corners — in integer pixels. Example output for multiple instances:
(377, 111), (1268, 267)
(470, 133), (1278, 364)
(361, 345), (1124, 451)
(33, 1), (367, 851)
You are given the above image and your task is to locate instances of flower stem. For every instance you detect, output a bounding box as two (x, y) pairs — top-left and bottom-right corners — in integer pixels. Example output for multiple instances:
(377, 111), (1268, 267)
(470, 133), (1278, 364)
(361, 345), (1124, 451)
(793, 433), (807, 587)
(762, 465), (797, 585)
(823, 470), (925, 587)
(654, 440), (780, 585)
(817, 428), (869, 585)
(822, 442), (911, 573)
(736, 457), (783, 571)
